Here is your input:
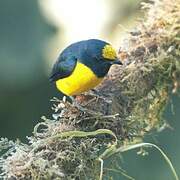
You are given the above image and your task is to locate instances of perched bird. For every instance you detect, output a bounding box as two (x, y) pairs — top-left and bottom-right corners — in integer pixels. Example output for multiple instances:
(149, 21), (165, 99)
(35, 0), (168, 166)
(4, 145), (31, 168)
(50, 39), (122, 98)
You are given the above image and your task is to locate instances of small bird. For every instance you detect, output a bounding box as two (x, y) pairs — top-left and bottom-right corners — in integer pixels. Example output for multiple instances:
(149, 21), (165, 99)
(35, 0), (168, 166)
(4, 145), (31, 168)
(50, 39), (122, 99)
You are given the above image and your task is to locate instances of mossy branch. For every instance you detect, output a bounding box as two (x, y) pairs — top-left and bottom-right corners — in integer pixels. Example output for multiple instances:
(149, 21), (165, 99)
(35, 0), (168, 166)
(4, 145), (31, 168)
(0, 0), (180, 179)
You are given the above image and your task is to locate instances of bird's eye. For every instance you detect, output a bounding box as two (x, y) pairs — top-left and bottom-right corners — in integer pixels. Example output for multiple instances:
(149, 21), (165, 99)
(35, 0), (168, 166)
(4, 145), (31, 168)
(102, 45), (117, 60)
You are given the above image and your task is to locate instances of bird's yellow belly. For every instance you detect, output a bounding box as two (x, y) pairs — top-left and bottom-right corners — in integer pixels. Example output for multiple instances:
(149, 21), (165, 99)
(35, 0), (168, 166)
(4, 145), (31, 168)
(56, 61), (103, 96)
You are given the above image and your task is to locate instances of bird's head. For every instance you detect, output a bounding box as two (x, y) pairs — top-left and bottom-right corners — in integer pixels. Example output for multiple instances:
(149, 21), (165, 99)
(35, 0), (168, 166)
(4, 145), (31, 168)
(85, 39), (122, 66)
(101, 44), (122, 65)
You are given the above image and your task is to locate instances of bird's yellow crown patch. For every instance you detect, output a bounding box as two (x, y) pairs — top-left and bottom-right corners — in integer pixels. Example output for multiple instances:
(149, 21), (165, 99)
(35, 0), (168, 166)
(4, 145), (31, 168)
(102, 45), (117, 60)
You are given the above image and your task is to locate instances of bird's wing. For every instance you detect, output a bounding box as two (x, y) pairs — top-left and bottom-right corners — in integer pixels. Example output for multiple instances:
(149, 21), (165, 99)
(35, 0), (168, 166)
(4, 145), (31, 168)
(49, 56), (77, 82)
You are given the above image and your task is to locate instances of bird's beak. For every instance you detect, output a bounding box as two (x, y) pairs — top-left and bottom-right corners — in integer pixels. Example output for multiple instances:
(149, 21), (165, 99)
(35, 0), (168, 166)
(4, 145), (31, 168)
(111, 58), (123, 65)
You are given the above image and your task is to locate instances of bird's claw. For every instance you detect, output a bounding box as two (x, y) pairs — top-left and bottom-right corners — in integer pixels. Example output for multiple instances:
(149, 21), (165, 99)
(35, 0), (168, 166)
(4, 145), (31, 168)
(72, 97), (102, 116)
(86, 89), (112, 104)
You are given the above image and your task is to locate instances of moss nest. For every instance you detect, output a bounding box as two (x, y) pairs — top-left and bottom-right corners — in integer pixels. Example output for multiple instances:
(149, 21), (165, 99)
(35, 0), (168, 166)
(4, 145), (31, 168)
(0, 0), (180, 179)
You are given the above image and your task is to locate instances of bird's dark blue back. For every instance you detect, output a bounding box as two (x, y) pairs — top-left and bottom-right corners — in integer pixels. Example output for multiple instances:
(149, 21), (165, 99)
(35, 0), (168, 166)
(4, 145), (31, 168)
(60, 39), (108, 60)
(60, 39), (111, 77)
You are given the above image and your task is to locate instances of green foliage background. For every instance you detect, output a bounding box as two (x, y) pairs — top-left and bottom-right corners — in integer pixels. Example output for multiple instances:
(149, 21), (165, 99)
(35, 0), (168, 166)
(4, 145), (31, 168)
(0, 0), (179, 179)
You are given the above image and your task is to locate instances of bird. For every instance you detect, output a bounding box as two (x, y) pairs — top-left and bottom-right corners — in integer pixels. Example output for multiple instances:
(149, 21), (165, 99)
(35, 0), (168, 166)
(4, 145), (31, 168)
(50, 39), (122, 101)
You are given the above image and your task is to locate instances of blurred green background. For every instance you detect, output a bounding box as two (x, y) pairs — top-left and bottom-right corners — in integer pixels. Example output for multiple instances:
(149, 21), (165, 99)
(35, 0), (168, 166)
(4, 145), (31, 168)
(0, 0), (179, 179)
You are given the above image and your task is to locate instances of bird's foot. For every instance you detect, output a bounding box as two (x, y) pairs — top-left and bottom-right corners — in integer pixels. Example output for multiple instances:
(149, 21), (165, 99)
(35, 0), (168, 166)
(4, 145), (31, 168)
(70, 96), (102, 116)
(85, 89), (112, 104)
(51, 96), (102, 118)
(51, 96), (71, 120)
(62, 96), (67, 102)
